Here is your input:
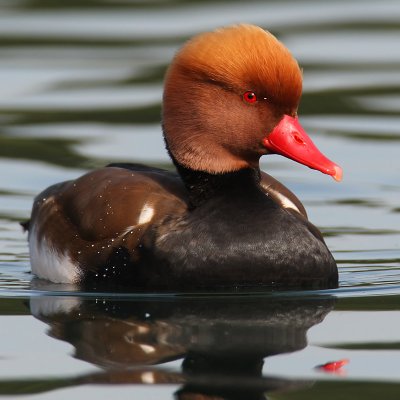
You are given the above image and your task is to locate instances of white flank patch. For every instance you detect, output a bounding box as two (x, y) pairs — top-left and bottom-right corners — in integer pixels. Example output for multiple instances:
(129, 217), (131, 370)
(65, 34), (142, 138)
(137, 202), (154, 225)
(139, 344), (156, 354)
(29, 225), (82, 284)
(117, 203), (154, 238)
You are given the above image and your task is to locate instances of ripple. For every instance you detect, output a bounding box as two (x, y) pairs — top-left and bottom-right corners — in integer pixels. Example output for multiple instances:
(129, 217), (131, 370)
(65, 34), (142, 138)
(351, 94), (400, 113)
(0, 84), (162, 111)
(304, 70), (400, 93)
(1, 1), (400, 40)
(288, 31), (400, 64)
(302, 115), (400, 140)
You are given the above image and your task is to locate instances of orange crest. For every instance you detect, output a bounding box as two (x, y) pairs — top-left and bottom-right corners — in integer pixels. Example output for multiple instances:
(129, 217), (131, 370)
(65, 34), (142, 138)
(169, 24), (302, 109)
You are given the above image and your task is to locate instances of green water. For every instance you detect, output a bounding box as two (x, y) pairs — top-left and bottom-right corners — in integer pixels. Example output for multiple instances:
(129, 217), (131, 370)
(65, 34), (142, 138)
(0, 0), (400, 398)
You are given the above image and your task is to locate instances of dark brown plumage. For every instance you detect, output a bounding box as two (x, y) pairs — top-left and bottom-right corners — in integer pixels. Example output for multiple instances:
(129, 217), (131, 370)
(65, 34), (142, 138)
(25, 24), (341, 290)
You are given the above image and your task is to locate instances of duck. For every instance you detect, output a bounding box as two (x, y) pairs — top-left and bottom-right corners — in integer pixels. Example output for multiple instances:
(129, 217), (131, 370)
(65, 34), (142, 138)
(24, 24), (342, 291)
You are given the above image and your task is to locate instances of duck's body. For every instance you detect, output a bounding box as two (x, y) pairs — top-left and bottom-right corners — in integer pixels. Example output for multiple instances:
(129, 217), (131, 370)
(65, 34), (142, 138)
(25, 24), (341, 290)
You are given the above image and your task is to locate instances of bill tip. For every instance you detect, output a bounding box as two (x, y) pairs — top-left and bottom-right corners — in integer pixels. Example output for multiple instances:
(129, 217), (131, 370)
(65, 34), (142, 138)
(332, 165), (343, 182)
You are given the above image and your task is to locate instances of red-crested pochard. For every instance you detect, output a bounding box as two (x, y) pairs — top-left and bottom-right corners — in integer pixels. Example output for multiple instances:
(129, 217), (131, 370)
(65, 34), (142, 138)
(24, 24), (342, 290)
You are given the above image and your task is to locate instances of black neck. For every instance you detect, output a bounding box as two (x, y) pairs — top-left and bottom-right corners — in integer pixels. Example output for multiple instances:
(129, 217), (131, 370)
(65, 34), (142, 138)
(170, 154), (262, 208)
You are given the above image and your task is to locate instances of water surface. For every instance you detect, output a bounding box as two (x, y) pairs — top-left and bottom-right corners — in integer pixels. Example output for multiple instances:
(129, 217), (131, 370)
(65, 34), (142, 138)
(0, 0), (400, 398)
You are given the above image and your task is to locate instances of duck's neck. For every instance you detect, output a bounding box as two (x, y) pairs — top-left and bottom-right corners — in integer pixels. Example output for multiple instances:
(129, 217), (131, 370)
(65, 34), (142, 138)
(170, 154), (262, 208)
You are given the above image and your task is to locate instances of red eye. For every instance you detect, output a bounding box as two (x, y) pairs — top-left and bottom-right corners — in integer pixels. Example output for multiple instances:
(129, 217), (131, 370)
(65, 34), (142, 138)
(243, 91), (257, 104)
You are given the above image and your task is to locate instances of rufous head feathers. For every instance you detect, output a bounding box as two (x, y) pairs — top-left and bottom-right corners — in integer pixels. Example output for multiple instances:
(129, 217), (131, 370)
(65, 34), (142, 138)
(163, 24), (303, 174)
(171, 24), (302, 107)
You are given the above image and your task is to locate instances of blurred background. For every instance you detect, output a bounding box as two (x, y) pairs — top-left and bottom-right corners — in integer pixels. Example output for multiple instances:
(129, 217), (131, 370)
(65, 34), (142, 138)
(0, 1), (400, 399)
(1, 0), (399, 290)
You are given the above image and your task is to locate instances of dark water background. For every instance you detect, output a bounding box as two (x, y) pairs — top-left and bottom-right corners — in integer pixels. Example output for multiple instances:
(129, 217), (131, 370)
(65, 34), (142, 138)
(0, 0), (400, 398)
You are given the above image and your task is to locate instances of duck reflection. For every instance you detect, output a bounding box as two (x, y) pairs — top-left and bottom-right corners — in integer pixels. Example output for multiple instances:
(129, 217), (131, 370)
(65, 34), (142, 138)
(30, 294), (335, 399)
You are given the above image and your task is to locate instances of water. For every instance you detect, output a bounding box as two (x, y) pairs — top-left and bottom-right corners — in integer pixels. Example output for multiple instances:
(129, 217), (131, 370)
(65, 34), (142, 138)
(0, 0), (400, 398)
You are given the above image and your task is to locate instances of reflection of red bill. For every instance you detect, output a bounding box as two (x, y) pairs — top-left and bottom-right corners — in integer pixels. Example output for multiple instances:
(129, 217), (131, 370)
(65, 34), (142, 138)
(316, 358), (349, 373)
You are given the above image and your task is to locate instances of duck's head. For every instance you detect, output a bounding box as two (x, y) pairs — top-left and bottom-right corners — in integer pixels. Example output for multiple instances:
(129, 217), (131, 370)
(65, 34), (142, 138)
(163, 24), (342, 181)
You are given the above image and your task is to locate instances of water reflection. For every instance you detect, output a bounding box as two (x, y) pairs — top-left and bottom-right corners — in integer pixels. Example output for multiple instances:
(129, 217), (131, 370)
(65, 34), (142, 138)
(0, 1), (399, 400)
(30, 295), (335, 398)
